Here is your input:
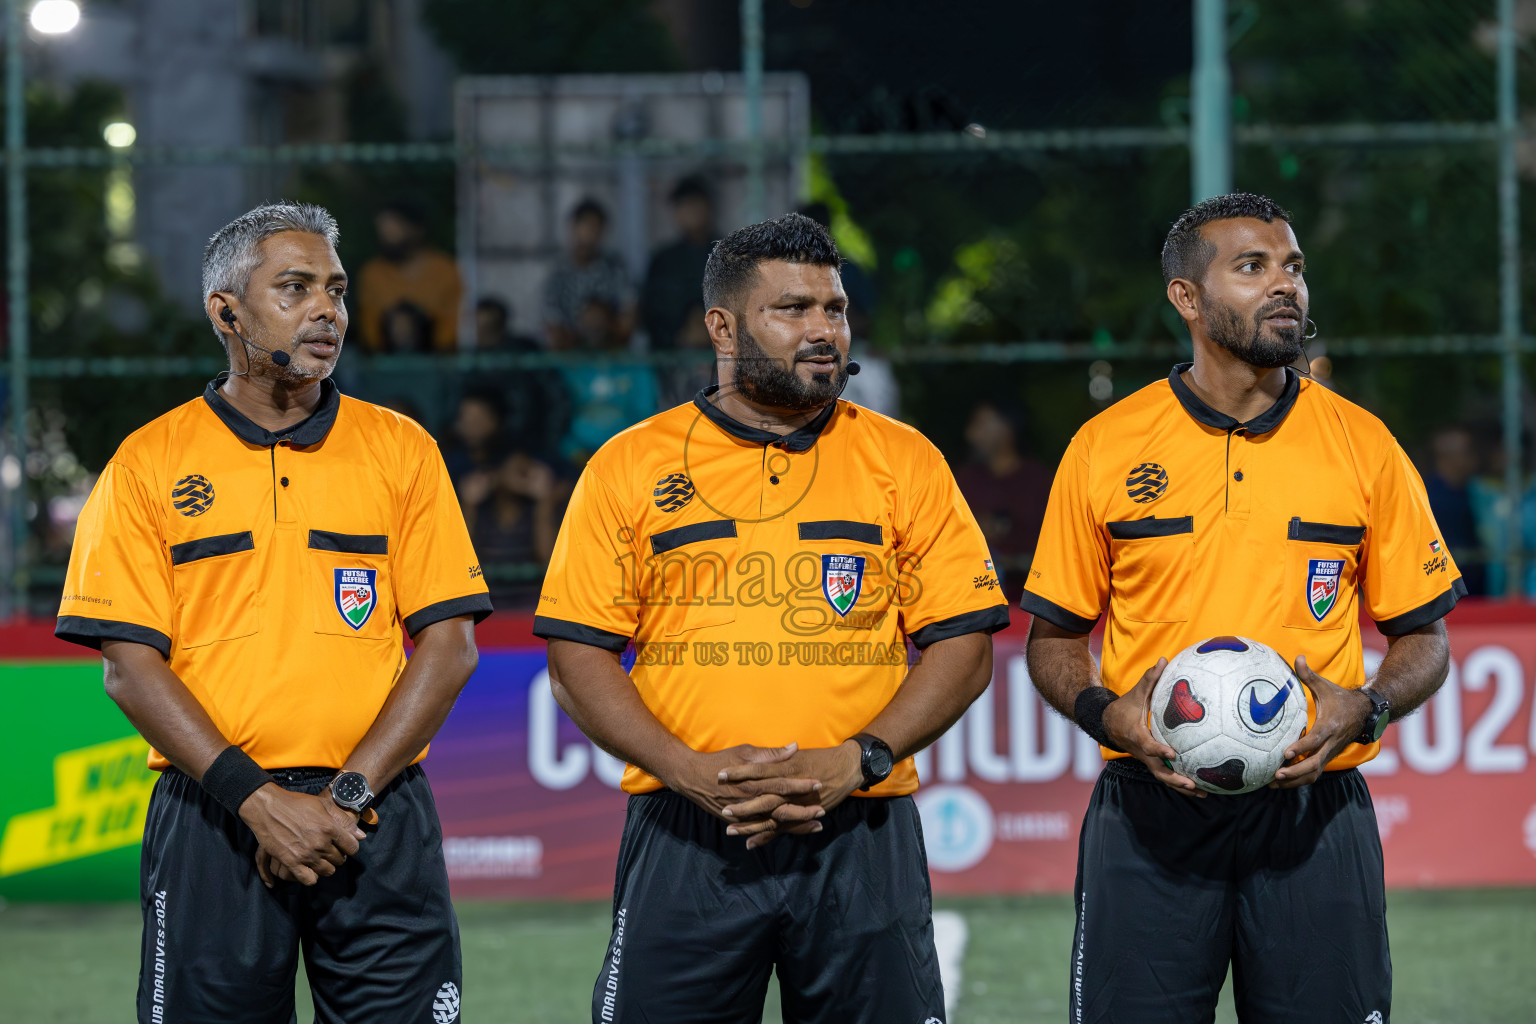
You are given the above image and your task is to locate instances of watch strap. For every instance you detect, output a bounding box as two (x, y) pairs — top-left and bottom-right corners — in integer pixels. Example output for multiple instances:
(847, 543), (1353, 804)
(1354, 688), (1390, 745)
(851, 732), (894, 790)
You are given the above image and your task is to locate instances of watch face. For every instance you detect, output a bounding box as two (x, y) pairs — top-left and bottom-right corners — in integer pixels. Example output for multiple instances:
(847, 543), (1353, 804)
(868, 746), (894, 780)
(332, 772), (368, 805)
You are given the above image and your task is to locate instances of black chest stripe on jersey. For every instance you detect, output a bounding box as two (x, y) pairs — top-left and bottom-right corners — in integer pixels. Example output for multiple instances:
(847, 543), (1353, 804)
(650, 519), (738, 555)
(170, 531), (255, 565)
(308, 530), (389, 555)
(1287, 518), (1366, 545)
(797, 520), (883, 545)
(1106, 516), (1194, 540)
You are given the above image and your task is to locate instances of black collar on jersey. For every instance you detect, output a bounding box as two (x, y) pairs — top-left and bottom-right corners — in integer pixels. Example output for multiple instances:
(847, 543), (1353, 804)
(1167, 362), (1300, 435)
(202, 377), (341, 447)
(693, 385), (838, 453)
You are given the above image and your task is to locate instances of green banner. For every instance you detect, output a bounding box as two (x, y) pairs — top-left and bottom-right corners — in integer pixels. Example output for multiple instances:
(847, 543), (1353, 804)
(0, 663), (151, 901)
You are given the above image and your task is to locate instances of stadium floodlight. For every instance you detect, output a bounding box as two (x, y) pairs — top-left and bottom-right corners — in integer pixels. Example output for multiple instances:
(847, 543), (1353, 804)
(30, 1), (81, 35)
(102, 122), (135, 148)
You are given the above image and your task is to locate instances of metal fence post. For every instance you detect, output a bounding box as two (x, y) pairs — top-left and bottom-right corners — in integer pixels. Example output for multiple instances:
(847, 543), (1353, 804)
(1498, 0), (1523, 597)
(741, 0), (765, 223)
(5, 0), (28, 619)
(1191, 0), (1231, 202)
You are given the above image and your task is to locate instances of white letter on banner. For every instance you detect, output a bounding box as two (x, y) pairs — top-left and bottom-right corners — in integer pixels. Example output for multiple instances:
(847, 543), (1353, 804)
(1399, 658), (1461, 775)
(1462, 646), (1528, 773)
(938, 716), (968, 782)
(528, 669), (589, 790)
(1357, 648), (1398, 776)
(913, 745), (931, 782)
(1008, 656), (1070, 781)
(967, 685), (1011, 783)
(592, 747), (627, 788)
(1073, 729), (1103, 781)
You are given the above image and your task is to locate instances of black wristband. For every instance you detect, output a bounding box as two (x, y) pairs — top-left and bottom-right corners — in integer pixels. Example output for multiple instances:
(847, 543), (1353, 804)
(1073, 686), (1125, 753)
(200, 745), (274, 817)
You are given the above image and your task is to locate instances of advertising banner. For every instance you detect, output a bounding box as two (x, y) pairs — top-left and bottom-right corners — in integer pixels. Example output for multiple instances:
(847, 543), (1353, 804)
(4, 607), (1535, 900)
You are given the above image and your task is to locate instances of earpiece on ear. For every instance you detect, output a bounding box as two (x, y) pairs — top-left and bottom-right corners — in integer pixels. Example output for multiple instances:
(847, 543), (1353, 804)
(220, 308), (237, 324)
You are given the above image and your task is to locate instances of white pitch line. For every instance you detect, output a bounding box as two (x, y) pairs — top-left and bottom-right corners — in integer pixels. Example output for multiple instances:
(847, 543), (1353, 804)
(933, 909), (968, 1020)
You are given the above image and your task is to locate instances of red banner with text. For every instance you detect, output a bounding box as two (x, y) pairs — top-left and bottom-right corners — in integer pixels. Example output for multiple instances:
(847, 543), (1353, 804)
(3, 603), (1533, 899)
(427, 603), (1536, 897)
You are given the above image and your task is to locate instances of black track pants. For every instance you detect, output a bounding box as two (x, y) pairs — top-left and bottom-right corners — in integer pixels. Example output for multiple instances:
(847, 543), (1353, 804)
(1070, 759), (1391, 1024)
(592, 790), (947, 1024)
(137, 764), (461, 1024)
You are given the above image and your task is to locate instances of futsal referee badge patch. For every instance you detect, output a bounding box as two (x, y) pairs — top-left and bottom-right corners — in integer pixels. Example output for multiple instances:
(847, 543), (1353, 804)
(335, 568), (377, 631)
(822, 554), (866, 617)
(1307, 558), (1342, 622)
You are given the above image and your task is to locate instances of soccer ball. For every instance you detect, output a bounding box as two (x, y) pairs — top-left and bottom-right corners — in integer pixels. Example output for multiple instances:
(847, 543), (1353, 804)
(1147, 636), (1308, 795)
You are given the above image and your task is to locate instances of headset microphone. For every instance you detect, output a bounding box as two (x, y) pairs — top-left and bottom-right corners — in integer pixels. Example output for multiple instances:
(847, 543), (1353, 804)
(220, 308), (290, 367)
(846, 360), (861, 375)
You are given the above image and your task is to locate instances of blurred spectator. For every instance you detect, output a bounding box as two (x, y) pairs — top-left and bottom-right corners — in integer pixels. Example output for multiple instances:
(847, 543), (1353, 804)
(379, 301), (435, 354)
(461, 452), (560, 578)
(474, 296), (571, 462)
(442, 388), (562, 604)
(1468, 427), (1536, 597)
(543, 198), (636, 349)
(553, 300), (660, 466)
(475, 296), (541, 351)
(641, 175), (715, 350)
(953, 401), (1051, 606)
(442, 387), (512, 485)
(356, 198), (463, 352)
(1423, 426), (1486, 595)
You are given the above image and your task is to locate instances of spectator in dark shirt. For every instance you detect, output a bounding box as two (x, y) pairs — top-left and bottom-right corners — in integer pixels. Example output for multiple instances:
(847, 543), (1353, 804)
(953, 401), (1051, 606)
(543, 198), (635, 349)
(473, 297), (570, 463)
(442, 388), (562, 607)
(1425, 425), (1487, 595)
(379, 301), (434, 353)
(641, 175), (715, 351)
(475, 296), (543, 351)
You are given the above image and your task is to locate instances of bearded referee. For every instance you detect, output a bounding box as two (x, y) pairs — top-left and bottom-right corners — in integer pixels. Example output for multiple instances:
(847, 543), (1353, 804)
(535, 212), (1009, 1022)
(54, 202), (492, 1023)
(1023, 193), (1462, 1023)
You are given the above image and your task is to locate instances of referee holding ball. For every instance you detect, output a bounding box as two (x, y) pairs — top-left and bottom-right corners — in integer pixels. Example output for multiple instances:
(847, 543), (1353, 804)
(1023, 193), (1462, 1023)
(55, 202), (492, 1023)
(537, 212), (1009, 1022)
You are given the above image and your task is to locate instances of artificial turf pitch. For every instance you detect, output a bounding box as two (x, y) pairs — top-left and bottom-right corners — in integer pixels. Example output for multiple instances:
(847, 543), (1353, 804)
(2, 889), (1532, 1022)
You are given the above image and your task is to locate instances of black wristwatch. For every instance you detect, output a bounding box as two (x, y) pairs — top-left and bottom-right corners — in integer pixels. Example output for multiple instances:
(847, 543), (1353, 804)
(851, 733), (895, 791)
(328, 771), (375, 814)
(1354, 688), (1391, 745)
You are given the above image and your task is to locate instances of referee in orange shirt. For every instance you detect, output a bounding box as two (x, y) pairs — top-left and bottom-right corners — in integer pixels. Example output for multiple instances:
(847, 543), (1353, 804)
(536, 213), (1009, 1022)
(1023, 193), (1462, 1023)
(55, 202), (492, 1023)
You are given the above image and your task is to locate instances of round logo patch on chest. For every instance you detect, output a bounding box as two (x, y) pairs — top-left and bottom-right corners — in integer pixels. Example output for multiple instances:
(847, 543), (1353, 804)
(1125, 462), (1168, 504)
(172, 474), (215, 517)
(653, 472), (695, 513)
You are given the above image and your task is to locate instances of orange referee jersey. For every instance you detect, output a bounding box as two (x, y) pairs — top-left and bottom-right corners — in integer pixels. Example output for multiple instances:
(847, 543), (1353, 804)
(534, 386), (1011, 795)
(1022, 364), (1465, 770)
(56, 379), (493, 771)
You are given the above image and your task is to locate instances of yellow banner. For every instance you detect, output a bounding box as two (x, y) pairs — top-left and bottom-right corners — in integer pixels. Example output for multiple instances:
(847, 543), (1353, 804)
(0, 735), (157, 877)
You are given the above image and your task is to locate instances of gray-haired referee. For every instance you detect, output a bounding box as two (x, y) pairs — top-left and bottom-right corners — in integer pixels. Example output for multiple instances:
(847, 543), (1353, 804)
(55, 202), (491, 1023)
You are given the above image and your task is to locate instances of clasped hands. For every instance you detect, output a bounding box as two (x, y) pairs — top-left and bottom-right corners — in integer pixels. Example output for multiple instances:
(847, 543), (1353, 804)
(237, 784), (380, 888)
(668, 740), (867, 850)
